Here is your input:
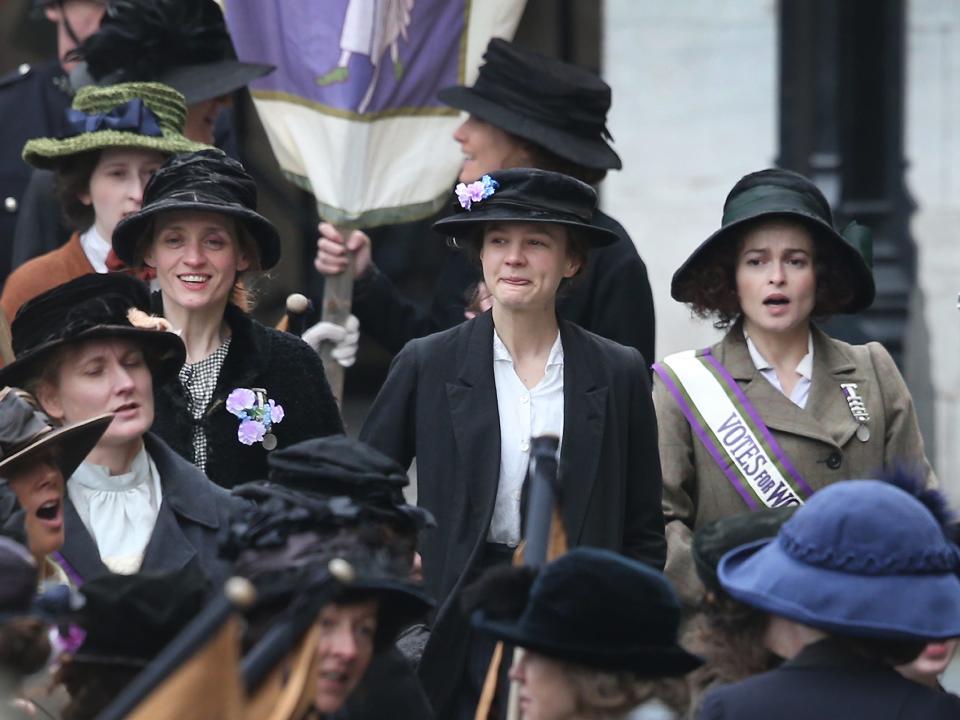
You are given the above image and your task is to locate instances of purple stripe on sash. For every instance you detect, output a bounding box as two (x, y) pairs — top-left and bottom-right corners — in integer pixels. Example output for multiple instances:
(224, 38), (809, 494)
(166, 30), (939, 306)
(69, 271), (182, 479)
(701, 350), (815, 499)
(653, 362), (759, 510)
(51, 551), (84, 588)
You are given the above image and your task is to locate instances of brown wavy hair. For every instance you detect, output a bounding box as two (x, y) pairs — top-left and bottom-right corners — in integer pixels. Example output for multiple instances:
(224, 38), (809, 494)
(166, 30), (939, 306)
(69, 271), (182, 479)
(53, 150), (101, 232)
(674, 217), (856, 329)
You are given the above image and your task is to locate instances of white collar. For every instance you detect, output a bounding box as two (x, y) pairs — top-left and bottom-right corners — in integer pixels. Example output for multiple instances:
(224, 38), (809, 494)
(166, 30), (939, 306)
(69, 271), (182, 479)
(744, 330), (814, 381)
(72, 445), (151, 492)
(79, 224), (111, 273)
(493, 330), (564, 367)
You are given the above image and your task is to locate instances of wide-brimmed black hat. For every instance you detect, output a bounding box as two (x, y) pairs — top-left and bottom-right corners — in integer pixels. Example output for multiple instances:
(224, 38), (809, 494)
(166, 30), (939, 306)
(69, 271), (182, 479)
(470, 548), (702, 675)
(671, 168), (875, 313)
(70, 0), (274, 105)
(0, 273), (186, 390)
(265, 436), (436, 532)
(0, 388), (112, 485)
(692, 507), (796, 594)
(432, 168), (617, 246)
(438, 38), (621, 171)
(112, 149), (281, 270)
(70, 562), (212, 666)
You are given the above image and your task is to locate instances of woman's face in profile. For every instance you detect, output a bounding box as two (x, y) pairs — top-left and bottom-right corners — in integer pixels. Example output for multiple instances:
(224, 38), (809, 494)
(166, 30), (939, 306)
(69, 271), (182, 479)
(509, 650), (578, 720)
(453, 115), (529, 183)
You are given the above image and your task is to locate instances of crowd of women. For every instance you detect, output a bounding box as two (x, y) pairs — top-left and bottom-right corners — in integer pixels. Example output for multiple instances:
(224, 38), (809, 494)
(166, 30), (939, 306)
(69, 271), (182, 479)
(0, 1), (958, 718)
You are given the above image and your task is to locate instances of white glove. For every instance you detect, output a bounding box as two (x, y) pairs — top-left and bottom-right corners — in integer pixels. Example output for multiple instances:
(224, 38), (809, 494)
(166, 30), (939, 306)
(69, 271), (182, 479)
(302, 314), (360, 367)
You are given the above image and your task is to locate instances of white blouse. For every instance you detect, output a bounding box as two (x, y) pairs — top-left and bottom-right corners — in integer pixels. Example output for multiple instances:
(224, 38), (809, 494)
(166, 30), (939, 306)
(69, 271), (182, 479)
(68, 446), (163, 575)
(744, 330), (814, 409)
(489, 331), (565, 547)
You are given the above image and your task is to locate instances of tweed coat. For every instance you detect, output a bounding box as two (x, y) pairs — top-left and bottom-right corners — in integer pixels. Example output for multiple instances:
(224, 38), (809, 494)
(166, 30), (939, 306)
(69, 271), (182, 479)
(698, 639), (960, 720)
(360, 310), (665, 713)
(150, 299), (344, 489)
(654, 321), (935, 605)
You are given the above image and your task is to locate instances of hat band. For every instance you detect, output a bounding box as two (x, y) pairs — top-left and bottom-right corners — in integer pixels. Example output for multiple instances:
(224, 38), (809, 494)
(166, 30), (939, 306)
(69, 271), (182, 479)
(469, 198), (593, 225)
(721, 184), (833, 228)
(63, 99), (163, 139)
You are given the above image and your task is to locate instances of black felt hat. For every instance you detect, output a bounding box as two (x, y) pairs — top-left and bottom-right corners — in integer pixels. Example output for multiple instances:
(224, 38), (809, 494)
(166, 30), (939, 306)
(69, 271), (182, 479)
(70, 0), (274, 105)
(71, 562), (211, 666)
(0, 537), (38, 622)
(266, 436), (436, 532)
(692, 507), (797, 594)
(112, 149), (281, 270)
(0, 273), (185, 390)
(432, 168), (617, 246)
(438, 38), (621, 171)
(671, 168), (875, 313)
(471, 548), (702, 675)
(0, 388), (112, 485)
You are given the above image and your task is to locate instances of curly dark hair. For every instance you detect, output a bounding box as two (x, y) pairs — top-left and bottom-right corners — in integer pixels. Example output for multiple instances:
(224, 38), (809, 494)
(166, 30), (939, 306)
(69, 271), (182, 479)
(53, 151), (102, 232)
(0, 618), (51, 680)
(674, 216), (856, 329)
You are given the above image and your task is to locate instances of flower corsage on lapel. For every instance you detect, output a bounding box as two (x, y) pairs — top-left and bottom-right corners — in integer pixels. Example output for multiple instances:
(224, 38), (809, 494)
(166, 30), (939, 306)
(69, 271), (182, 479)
(226, 387), (285, 450)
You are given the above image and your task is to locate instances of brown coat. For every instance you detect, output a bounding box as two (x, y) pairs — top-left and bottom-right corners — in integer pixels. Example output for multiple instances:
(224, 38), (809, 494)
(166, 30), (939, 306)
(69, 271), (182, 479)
(1, 232), (93, 321)
(654, 322), (935, 605)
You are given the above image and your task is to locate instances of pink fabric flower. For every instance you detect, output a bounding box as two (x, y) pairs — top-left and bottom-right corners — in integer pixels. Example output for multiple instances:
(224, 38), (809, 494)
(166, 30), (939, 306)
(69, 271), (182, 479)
(238, 419), (266, 445)
(268, 400), (285, 424)
(227, 388), (256, 417)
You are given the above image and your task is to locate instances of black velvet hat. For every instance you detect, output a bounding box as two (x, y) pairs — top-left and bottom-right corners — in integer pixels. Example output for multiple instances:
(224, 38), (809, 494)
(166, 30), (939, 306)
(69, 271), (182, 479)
(438, 38), (621, 171)
(0, 388), (112, 485)
(0, 273), (185, 390)
(70, 563), (211, 666)
(265, 436), (436, 532)
(470, 548), (702, 675)
(112, 149), (281, 270)
(671, 168), (875, 313)
(692, 507), (797, 594)
(432, 168), (618, 246)
(70, 0), (274, 105)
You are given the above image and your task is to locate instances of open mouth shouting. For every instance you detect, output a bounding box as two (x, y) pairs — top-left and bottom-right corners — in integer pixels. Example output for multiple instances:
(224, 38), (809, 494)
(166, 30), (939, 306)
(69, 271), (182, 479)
(762, 293), (790, 313)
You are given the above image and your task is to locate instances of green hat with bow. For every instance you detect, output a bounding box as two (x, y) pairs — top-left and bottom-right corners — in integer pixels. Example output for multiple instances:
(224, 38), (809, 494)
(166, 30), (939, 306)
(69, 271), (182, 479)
(21, 81), (210, 170)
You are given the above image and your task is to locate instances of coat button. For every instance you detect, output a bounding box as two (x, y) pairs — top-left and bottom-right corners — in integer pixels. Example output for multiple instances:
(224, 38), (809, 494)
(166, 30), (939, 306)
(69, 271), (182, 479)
(4, 197), (17, 213)
(826, 452), (842, 470)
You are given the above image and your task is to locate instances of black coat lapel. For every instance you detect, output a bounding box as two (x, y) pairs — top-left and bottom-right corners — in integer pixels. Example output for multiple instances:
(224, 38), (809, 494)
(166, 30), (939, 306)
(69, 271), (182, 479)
(445, 312), (501, 529)
(558, 321), (607, 545)
(59, 498), (108, 583)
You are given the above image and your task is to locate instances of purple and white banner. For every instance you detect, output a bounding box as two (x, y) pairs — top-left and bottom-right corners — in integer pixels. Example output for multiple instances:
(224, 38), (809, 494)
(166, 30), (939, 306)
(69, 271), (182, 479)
(223, 0), (526, 226)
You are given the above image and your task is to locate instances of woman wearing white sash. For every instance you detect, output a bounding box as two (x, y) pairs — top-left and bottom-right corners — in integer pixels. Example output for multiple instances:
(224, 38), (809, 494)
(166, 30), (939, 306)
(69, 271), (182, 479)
(653, 168), (935, 606)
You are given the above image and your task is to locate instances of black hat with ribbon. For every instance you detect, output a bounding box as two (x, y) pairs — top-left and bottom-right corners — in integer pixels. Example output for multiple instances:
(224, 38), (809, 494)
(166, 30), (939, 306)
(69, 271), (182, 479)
(432, 167), (618, 246)
(671, 168), (875, 313)
(438, 38), (621, 171)
(0, 273), (185, 390)
(112, 149), (281, 270)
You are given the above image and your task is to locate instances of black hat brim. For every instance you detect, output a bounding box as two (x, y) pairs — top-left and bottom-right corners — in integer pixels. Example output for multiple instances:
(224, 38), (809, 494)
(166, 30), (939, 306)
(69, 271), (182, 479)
(671, 210), (876, 314)
(0, 324), (186, 390)
(473, 613), (702, 676)
(438, 86), (622, 171)
(0, 413), (113, 485)
(157, 60), (275, 105)
(112, 198), (281, 271)
(433, 206), (618, 247)
(348, 578), (433, 641)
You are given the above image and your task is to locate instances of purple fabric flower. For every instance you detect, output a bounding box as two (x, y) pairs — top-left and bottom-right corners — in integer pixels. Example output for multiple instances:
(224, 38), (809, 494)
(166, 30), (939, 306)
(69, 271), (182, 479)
(238, 419), (266, 445)
(52, 624), (86, 657)
(226, 388), (256, 418)
(455, 176), (499, 210)
(268, 400), (285, 424)
(455, 182), (473, 210)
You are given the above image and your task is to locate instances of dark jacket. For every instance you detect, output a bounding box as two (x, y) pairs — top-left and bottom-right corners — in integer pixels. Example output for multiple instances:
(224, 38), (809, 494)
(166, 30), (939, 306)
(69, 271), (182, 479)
(359, 310), (665, 713)
(53, 432), (245, 587)
(151, 300), (344, 489)
(698, 638), (960, 720)
(352, 210), (656, 363)
(0, 59), (72, 289)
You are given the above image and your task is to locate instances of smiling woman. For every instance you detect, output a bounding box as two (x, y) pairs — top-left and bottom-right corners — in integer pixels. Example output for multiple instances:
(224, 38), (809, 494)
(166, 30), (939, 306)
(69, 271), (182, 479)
(111, 150), (344, 489)
(653, 168), (937, 607)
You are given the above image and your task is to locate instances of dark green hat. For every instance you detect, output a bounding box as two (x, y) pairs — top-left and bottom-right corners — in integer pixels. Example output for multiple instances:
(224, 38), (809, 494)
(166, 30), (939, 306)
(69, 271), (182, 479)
(671, 168), (875, 313)
(21, 82), (209, 170)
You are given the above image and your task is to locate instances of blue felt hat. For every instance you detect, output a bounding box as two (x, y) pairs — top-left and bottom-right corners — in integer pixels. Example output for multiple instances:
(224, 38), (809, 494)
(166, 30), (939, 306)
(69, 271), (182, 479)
(718, 480), (960, 641)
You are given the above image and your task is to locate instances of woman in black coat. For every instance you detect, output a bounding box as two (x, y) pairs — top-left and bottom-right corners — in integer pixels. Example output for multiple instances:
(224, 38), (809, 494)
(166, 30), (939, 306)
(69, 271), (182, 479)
(359, 168), (666, 718)
(111, 150), (343, 489)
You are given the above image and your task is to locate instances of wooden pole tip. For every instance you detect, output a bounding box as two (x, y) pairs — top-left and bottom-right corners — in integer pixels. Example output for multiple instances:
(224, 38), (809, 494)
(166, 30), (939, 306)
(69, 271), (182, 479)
(286, 293), (311, 314)
(328, 558), (355, 584)
(225, 576), (257, 609)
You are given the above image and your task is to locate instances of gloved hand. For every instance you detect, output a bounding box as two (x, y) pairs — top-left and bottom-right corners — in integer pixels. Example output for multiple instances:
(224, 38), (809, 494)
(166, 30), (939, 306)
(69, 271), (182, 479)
(301, 314), (360, 367)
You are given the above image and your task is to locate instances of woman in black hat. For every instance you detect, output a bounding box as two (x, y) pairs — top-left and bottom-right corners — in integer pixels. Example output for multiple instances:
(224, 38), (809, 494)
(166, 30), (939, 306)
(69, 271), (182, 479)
(359, 167), (666, 718)
(314, 37), (656, 363)
(0, 272), (243, 586)
(111, 149), (343, 489)
(652, 168), (935, 606)
(467, 547), (701, 719)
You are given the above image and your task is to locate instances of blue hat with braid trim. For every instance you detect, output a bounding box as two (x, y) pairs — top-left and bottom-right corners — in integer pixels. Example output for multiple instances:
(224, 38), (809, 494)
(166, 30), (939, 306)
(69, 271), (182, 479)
(718, 479), (960, 641)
